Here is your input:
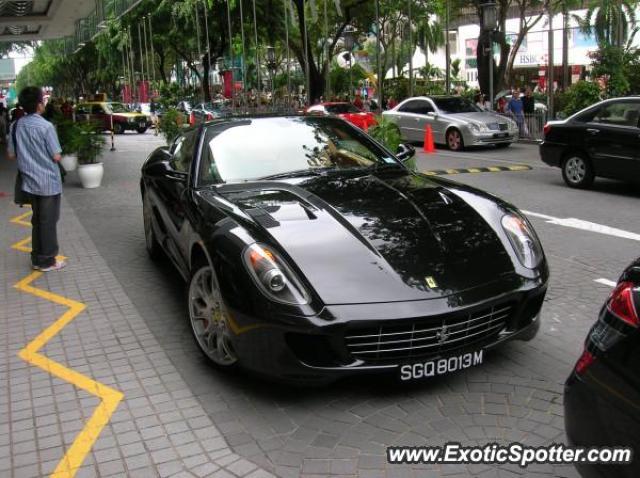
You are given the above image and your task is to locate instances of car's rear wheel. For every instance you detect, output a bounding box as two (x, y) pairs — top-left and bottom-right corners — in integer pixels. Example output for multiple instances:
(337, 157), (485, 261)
(142, 192), (163, 260)
(113, 123), (124, 134)
(562, 154), (594, 189)
(446, 128), (464, 151)
(188, 264), (237, 367)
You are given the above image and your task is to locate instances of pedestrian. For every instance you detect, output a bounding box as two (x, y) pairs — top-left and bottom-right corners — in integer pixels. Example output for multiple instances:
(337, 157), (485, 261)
(507, 92), (526, 137)
(150, 98), (158, 136)
(387, 96), (398, 110)
(7, 86), (65, 272)
(522, 87), (535, 138)
(0, 103), (7, 144)
(353, 94), (363, 110)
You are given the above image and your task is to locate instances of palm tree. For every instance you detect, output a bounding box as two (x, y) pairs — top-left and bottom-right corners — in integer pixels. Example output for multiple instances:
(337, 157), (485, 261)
(579, 0), (639, 47)
(416, 14), (444, 70)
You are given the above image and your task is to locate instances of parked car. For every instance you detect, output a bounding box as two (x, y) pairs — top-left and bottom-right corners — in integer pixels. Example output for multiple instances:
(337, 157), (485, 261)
(540, 97), (640, 189)
(306, 102), (377, 130)
(383, 96), (519, 151)
(140, 115), (548, 384)
(176, 100), (192, 115)
(564, 258), (640, 478)
(75, 101), (151, 134)
(189, 103), (229, 125)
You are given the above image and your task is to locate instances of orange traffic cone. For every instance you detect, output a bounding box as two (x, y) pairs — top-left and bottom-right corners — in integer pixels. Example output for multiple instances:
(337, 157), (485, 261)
(423, 124), (435, 154)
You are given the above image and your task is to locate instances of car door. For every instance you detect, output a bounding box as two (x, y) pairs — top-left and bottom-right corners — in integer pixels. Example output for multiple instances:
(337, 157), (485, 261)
(582, 101), (640, 179)
(155, 129), (199, 270)
(392, 100), (433, 142)
(90, 104), (109, 131)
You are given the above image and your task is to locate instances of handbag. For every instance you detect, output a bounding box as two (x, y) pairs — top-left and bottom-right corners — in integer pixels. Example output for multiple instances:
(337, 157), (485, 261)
(12, 118), (31, 206)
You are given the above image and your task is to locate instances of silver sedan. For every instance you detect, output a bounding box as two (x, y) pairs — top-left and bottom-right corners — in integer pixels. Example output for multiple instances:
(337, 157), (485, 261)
(383, 96), (519, 151)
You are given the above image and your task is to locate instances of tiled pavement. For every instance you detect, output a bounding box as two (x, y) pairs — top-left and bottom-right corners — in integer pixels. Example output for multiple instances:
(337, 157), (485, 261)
(1, 144), (274, 477)
(3, 133), (636, 477)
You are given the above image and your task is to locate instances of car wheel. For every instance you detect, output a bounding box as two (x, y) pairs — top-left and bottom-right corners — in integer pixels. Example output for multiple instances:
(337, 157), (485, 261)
(446, 128), (464, 151)
(188, 264), (237, 367)
(113, 123), (124, 134)
(495, 143), (511, 149)
(562, 154), (594, 189)
(137, 127), (148, 134)
(142, 192), (163, 260)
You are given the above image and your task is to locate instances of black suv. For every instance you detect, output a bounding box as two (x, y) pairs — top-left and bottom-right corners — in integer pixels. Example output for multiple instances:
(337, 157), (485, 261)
(540, 97), (640, 188)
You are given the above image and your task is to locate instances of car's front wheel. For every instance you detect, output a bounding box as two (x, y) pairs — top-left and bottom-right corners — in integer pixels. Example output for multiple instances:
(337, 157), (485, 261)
(446, 128), (464, 151)
(137, 127), (148, 134)
(188, 264), (237, 367)
(562, 154), (594, 189)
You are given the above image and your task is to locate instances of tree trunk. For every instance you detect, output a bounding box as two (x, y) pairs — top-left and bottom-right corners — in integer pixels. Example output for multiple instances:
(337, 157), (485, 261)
(202, 54), (211, 102)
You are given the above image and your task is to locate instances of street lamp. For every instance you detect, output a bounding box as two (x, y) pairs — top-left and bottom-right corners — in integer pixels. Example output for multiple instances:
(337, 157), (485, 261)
(481, 1), (498, 110)
(266, 46), (276, 107)
(343, 25), (357, 101)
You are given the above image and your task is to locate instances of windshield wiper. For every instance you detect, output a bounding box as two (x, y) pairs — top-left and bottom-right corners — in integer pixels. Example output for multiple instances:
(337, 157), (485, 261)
(259, 167), (337, 180)
(367, 162), (405, 173)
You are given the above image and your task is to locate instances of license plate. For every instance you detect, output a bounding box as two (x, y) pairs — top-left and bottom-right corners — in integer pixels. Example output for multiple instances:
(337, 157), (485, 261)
(399, 350), (484, 381)
(495, 133), (508, 138)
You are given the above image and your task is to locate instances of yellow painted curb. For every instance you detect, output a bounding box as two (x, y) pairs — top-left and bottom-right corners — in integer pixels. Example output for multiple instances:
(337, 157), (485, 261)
(10, 209), (123, 478)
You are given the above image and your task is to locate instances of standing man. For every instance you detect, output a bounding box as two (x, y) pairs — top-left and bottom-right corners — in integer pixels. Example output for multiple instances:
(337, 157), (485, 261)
(507, 92), (526, 137)
(7, 86), (65, 272)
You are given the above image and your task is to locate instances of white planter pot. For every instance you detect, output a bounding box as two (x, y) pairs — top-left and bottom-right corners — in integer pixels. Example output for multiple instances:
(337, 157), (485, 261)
(60, 154), (78, 172)
(77, 163), (104, 189)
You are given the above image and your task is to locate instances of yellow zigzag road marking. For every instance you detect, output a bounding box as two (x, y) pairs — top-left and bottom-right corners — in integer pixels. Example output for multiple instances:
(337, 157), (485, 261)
(10, 210), (123, 478)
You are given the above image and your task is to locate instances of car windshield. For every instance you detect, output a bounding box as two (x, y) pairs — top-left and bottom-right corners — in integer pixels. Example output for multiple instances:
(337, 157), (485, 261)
(199, 117), (398, 184)
(432, 97), (481, 114)
(108, 103), (130, 113)
(325, 104), (360, 114)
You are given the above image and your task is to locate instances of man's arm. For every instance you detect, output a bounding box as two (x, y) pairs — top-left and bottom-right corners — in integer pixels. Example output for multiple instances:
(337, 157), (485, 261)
(6, 121), (15, 160)
(45, 122), (63, 162)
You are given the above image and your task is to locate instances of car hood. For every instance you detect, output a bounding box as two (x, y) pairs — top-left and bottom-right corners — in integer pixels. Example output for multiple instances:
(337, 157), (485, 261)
(446, 111), (505, 124)
(215, 172), (516, 305)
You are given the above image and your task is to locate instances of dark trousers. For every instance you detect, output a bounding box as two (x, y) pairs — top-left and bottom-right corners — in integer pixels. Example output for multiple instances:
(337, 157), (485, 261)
(30, 194), (61, 268)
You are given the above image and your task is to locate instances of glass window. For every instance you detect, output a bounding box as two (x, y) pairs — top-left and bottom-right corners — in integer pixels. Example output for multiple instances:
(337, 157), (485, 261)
(108, 103), (129, 113)
(172, 130), (198, 173)
(432, 97), (481, 113)
(591, 102), (640, 127)
(91, 104), (105, 114)
(198, 117), (398, 185)
(75, 104), (90, 115)
(399, 100), (432, 114)
(325, 104), (361, 114)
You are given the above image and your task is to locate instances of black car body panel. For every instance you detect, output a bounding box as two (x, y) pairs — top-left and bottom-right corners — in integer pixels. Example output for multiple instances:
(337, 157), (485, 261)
(141, 116), (548, 383)
(540, 97), (640, 182)
(564, 258), (640, 478)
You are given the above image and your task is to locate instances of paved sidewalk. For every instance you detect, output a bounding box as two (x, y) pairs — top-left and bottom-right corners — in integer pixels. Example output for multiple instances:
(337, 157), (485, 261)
(1, 150), (273, 478)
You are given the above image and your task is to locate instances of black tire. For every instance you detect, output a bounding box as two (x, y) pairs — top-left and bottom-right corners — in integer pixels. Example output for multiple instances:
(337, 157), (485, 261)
(137, 127), (148, 134)
(495, 143), (511, 149)
(446, 128), (464, 151)
(142, 192), (163, 260)
(187, 262), (238, 368)
(562, 154), (595, 189)
(113, 123), (124, 134)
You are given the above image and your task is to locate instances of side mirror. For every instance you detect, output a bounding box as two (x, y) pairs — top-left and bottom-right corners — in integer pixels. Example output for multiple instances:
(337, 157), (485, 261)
(427, 111), (437, 118)
(396, 143), (416, 163)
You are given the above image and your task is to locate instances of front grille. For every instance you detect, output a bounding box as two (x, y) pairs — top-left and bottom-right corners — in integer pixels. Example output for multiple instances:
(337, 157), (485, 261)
(344, 304), (512, 364)
(498, 123), (508, 131)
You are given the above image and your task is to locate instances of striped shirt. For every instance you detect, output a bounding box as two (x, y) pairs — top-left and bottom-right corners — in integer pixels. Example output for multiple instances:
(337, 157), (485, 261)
(8, 113), (62, 196)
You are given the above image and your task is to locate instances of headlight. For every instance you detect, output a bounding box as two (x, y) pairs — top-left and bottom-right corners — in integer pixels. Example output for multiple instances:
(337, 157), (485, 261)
(508, 119), (518, 130)
(243, 243), (309, 305)
(128, 117), (136, 123)
(501, 214), (543, 269)
(469, 122), (488, 133)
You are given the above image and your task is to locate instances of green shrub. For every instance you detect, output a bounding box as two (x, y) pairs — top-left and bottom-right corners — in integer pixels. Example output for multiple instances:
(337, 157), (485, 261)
(74, 121), (106, 164)
(158, 108), (185, 144)
(369, 115), (402, 153)
(559, 81), (602, 117)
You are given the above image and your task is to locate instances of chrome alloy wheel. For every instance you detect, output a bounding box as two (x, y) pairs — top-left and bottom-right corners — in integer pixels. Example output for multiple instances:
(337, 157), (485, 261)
(188, 266), (237, 366)
(564, 156), (586, 184)
(447, 129), (462, 151)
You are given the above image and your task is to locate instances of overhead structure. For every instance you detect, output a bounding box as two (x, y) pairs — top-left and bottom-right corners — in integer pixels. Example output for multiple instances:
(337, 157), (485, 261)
(0, 0), (142, 44)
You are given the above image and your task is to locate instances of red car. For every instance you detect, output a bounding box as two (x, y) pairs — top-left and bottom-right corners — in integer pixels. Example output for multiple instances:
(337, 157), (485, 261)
(306, 102), (377, 130)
